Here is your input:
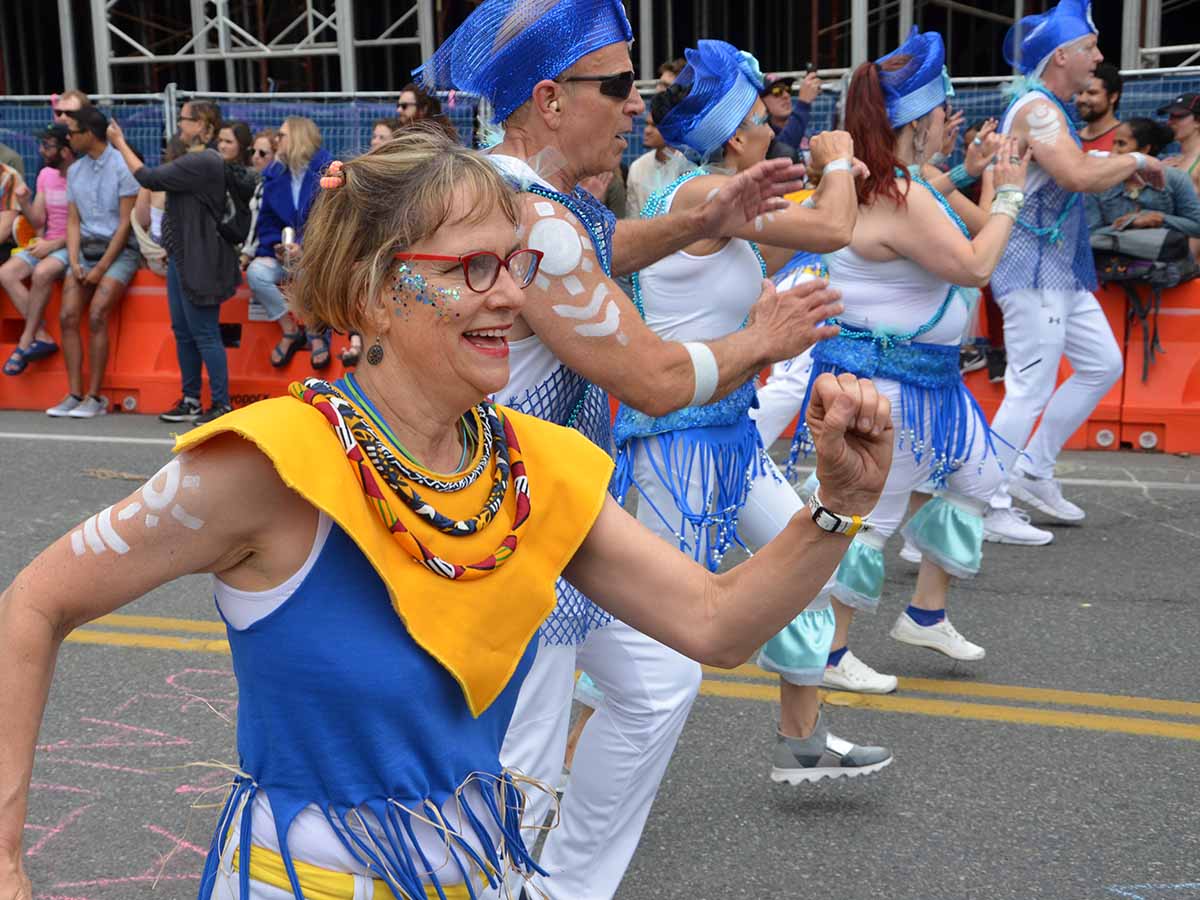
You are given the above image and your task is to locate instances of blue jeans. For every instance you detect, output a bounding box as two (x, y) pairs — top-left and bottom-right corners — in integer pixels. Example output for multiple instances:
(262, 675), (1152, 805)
(245, 256), (288, 321)
(167, 257), (229, 407)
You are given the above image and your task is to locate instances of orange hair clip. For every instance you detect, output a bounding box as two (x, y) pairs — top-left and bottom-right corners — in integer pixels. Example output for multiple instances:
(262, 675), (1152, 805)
(320, 160), (346, 190)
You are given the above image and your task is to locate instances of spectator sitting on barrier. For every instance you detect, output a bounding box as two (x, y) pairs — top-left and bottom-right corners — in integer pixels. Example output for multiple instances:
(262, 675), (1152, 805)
(1086, 117), (1200, 250)
(51, 89), (91, 128)
(218, 120), (253, 166)
(370, 117), (401, 149)
(240, 129), (279, 267)
(247, 115), (333, 370)
(396, 82), (459, 142)
(0, 156), (28, 260)
(1077, 62), (1122, 153)
(132, 137), (188, 278)
(1160, 93), (1200, 262)
(1, 124), (75, 375)
(109, 102), (241, 426)
(625, 104), (689, 218)
(0, 142), (24, 180)
(45, 106), (140, 419)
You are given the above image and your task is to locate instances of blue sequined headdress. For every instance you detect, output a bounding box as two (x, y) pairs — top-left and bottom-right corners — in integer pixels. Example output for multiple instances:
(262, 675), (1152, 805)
(875, 28), (951, 129)
(1003, 0), (1097, 78)
(414, 0), (633, 125)
(654, 40), (766, 159)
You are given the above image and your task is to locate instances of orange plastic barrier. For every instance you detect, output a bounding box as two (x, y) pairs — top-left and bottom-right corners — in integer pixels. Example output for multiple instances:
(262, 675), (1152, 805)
(0, 270), (354, 415)
(1118, 278), (1200, 454)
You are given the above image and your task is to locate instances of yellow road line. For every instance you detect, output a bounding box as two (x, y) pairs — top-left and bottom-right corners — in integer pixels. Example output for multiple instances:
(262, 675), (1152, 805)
(701, 680), (1200, 742)
(67, 629), (231, 654)
(703, 665), (1200, 719)
(95, 613), (227, 635)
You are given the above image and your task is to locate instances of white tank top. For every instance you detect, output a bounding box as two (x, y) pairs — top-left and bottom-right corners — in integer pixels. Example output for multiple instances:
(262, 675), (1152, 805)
(1001, 91), (1054, 196)
(637, 182), (764, 342)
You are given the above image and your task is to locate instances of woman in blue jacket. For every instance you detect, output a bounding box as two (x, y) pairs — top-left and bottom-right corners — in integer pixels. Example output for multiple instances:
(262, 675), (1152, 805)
(245, 116), (335, 369)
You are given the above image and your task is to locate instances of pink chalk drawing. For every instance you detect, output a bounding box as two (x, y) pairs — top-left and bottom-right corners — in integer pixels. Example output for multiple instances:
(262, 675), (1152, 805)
(51, 823), (205, 890)
(36, 717), (191, 754)
(24, 802), (94, 858)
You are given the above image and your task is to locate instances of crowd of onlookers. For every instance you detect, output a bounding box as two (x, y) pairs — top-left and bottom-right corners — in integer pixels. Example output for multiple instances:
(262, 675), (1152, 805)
(2, 64), (1199, 422)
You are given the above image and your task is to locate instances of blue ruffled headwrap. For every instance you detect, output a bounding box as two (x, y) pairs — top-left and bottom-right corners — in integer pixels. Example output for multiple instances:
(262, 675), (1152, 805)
(414, 0), (633, 124)
(876, 27), (951, 129)
(654, 40), (765, 159)
(1003, 0), (1097, 77)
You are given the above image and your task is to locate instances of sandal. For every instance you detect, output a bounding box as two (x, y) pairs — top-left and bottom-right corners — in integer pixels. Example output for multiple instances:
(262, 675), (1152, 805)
(340, 335), (363, 368)
(310, 330), (332, 371)
(3, 348), (28, 376)
(270, 330), (307, 368)
(24, 339), (59, 361)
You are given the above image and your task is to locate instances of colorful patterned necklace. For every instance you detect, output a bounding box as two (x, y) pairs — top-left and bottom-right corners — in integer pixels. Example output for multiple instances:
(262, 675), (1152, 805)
(291, 379), (531, 581)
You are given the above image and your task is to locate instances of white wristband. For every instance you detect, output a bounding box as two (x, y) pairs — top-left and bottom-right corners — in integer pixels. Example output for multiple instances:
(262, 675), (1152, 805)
(1130, 152), (1147, 172)
(682, 341), (719, 407)
(823, 158), (853, 175)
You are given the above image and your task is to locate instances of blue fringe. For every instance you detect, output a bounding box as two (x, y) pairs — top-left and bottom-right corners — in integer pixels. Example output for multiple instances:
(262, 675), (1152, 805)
(199, 771), (542, 900)
(786, 335), (996, 488)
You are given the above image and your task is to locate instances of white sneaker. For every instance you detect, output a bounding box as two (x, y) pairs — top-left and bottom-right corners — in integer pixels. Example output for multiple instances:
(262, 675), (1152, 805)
(890, 612), (985, 661)
(67, 395), (108, 418)
(1009, 472), (1085, 522)
(822, 649), (898, 694)
(899, 539), (922, 564)
(983, 507), (1054, 546)
(46, 394), (83, 417)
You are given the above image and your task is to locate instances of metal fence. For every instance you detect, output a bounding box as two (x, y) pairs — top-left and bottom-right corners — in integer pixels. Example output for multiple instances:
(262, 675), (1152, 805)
(2, 69), (1200, 181)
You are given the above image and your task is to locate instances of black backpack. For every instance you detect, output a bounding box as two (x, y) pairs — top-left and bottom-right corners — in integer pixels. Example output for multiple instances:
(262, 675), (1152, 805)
(208, 162), (256, 247)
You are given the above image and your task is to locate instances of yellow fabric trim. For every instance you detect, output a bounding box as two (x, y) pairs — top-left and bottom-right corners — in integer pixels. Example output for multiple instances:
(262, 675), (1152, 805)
(846, 515), (863, 537)
(231, 843), (472, 900)
(174, 398), (614, 717)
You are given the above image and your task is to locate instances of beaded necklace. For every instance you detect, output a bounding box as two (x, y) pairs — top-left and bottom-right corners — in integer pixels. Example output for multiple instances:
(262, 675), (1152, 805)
(291, 379), (530, 580)
(833, 168), (968, 348)
(630, 169), (766, 324)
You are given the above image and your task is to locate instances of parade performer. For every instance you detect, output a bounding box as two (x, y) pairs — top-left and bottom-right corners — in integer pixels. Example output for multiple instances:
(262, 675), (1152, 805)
(614, 39), (891, 783)
(418, 3), (847, 896)
(0, 130), (895, 900)
(761, 28), (1031, 700)
(984, 0), (1166, 540)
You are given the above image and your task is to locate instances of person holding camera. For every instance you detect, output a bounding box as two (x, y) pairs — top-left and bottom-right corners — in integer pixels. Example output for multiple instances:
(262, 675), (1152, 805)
(46, 107), (141, 419)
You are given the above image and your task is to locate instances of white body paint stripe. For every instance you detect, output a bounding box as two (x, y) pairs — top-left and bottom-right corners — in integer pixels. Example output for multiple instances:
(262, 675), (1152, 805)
(82, 515), (107, 554)
(574, 301), (621, 337)
(117, 502), (142, 521)
(553, 283), (609, 320)
(171, 505), (205, 530)
(71, 530), (86, 556)
(562, 275), (584, 296)
(97, 505), (131, 554)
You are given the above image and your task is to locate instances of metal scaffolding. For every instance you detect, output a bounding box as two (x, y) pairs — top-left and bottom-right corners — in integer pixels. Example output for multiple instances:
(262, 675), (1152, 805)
(87, 0), (435, 94)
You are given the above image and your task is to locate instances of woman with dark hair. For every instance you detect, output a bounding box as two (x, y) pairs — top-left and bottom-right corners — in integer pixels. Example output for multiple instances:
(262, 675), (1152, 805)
(1086, 117), (1200, 242)
(218, 120), (254, 166)
(761, 29), (1029, 702)
(107, 101), (243, 425)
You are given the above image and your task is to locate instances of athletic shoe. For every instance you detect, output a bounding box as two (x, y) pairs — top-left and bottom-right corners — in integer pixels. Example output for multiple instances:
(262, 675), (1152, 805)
(770, 717), (893, 784)
(986, 347), (1007, 383)
(822, 649), (898, 694)
(46, 393), (83, 417)
(66, 395), (108, 418)
(158, 396), (202, 423)
(195, 404), (233, 426)
(959, 345), (986, 374)
(983, 507), (1054, 546)
(1009, 472), (1086, 522)
(890, 611), (985, 661)
(899, 538), (922, 564)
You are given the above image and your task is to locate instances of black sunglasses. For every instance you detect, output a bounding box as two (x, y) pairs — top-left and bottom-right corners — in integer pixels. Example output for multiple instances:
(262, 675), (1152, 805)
(252, 148), (271, 157)
(558, 70), (636, 100)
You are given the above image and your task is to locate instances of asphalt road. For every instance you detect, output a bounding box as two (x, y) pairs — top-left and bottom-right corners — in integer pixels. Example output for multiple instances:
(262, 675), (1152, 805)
(0, 410), (1197, 900)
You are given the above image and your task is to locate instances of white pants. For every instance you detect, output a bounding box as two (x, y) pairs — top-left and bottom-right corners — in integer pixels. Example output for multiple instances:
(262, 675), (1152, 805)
(989, 288), (1122, 508)
(752, 350), (815, 447)
(500, 618), (701, 900)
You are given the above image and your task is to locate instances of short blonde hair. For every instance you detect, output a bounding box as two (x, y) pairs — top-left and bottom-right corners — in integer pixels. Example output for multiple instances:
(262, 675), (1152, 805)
(280, 116), (322, 174)
(290, 124), (521, 335)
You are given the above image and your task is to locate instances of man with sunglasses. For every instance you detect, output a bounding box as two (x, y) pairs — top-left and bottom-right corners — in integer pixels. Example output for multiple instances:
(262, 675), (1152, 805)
(762, 71), (822, 158)
(420, 3), (856, 898)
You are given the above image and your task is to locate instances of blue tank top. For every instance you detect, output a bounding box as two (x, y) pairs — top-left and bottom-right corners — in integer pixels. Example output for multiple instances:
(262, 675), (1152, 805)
(198, 522), (537, 900)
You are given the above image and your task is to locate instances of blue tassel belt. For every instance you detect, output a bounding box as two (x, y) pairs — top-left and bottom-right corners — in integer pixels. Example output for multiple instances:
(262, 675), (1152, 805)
(611, 381), (767, 571)
(788, 335), (995, 488)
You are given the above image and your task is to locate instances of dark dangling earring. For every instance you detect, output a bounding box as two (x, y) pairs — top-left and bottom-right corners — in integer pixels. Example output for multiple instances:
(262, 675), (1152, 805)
(366, 338), (384, 366)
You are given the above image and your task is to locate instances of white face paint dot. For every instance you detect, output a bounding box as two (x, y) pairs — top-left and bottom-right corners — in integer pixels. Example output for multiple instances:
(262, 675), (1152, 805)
(533, 201), (556, 218)
(617, 332), (630, 346)
(528, 217), (583, 276)
(581, 257), (594, 273)
(562, 275), (585, 296)
(534, 273), (551, 291)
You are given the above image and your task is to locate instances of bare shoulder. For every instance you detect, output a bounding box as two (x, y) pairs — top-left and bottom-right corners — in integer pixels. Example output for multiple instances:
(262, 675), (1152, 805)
(672, 173), (727, 211)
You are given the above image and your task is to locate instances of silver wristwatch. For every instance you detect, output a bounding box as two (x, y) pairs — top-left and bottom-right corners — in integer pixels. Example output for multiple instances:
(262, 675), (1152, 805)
(808, 491), (870, 536)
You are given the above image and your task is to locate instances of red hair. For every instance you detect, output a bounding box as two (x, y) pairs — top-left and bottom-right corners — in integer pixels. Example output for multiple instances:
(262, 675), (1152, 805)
(844, 57), (913, 208)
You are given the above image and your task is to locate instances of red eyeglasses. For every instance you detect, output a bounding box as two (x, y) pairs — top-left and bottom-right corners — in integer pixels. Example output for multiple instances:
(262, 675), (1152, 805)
(394, 249), (544, 293)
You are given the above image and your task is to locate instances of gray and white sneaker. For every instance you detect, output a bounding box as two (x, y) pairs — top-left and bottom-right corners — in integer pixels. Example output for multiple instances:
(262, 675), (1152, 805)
(1009, 472), (1085, 522)
(983, 506), (1054, 545)
(46, 393), (84, 417)
(771, 716), (893, 784)
(67, 395), (108, 418)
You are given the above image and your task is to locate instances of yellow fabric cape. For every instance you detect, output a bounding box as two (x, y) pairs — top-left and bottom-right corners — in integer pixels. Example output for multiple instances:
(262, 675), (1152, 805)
(174, 396), (614, 717)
